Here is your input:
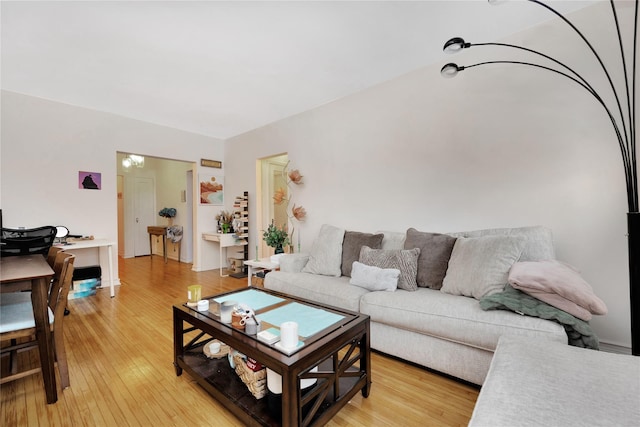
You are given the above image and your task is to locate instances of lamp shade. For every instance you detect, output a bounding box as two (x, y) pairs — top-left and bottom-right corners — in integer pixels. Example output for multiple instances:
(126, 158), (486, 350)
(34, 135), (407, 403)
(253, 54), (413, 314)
(440, 63), (462, 78)
(443, 37), (469, 53)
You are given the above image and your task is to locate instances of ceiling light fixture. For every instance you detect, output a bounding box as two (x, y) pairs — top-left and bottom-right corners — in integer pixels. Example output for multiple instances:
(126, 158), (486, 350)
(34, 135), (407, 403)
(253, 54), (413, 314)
(442, 0), (638, 355)
(122, 154), (145, 169)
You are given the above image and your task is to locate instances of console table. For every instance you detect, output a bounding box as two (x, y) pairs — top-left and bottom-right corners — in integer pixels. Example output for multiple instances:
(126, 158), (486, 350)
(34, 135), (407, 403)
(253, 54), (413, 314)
(147, 226), (168, 264)
(202, 232), (248, 277)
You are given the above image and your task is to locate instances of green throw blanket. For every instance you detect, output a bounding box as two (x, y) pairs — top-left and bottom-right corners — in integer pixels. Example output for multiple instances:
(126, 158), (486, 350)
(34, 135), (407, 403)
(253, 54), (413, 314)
(480, 284), (600, 350)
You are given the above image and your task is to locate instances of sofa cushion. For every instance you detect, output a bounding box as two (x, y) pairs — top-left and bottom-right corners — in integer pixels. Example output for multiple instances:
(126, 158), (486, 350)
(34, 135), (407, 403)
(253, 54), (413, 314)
(359, 288), (566, 352)
(359, 246), (420, 291)
(377, 231), (406, 250)
(264, 271), (367, 312)
(341, 231), (384, 277)
(441, 235), (526, 299)
(349, 261), (399, 292)
(302, 224), (345, 277)
(469, 335), (640, 427)
(448, 225), (554, 261)
(278, 253), (310, 273)
(404, 228), (456, 290)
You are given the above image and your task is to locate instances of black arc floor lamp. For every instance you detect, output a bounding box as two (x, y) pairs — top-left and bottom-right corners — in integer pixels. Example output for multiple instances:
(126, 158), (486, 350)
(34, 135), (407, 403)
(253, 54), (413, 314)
(442, 0), (638, 355)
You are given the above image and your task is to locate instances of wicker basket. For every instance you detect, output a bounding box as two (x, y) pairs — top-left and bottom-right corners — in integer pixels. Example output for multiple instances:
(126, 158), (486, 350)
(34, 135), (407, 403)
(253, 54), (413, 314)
(251, 275), (264, 287)
(233, 354), (267, 399)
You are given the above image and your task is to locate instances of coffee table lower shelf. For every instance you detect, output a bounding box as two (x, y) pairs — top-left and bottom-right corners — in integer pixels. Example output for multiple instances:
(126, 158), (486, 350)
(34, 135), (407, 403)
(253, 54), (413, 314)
(175, 349), (361, 427)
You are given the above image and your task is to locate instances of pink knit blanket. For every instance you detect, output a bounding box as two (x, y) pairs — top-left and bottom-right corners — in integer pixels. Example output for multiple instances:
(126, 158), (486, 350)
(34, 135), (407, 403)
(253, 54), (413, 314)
(508, 260), (607, 321)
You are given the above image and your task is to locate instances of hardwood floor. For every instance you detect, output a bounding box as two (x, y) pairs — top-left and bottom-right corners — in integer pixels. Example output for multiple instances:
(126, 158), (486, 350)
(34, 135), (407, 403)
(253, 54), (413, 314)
(1, 256), (479, 426)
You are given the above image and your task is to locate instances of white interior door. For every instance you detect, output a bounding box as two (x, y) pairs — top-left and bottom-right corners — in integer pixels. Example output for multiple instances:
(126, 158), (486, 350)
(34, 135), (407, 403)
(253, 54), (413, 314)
(134, 177), (155, 256)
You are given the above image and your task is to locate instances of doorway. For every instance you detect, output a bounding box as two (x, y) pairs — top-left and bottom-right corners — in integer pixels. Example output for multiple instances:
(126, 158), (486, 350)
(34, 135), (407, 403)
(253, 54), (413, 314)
(258, 153), (288, 257)
(117, 152), (195, 262)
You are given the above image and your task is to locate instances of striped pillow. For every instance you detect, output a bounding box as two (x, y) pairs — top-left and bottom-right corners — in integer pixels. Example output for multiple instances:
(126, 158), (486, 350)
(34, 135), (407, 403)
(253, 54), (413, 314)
(359, 246), (420, 291)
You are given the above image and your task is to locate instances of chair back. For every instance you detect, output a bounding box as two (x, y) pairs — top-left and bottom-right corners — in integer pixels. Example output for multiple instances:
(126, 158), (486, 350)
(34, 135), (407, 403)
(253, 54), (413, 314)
(1, 226), (57, 257)
(46, 246), (64, 268)
(49, 253), (75, 314)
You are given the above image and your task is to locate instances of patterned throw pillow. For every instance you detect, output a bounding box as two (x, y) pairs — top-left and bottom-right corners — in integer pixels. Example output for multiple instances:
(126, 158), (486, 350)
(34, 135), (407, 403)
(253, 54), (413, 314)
(359, 246), (420, 291)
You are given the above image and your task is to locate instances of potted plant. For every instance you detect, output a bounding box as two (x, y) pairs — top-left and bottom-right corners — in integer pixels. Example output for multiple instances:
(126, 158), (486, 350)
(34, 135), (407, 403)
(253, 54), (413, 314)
(262, 221), (290, 254)
(216, 210), (234, 233)
(158, 207), (177, 226)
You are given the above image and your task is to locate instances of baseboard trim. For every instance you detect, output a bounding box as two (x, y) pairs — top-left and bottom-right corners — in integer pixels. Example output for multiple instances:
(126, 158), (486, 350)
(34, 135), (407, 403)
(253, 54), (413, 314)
(599, 341), (632, 355)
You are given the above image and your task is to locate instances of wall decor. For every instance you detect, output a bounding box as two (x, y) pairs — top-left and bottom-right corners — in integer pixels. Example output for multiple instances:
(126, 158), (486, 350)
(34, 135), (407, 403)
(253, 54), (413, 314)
(199, 174), (224, 205)
(79, 171), (101, 190)
(271, 161), (307, 252)
(201, 159), (222, 169)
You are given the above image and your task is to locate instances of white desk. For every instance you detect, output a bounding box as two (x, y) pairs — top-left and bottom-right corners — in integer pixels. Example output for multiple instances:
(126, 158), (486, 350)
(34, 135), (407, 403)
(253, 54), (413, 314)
(202, 232), (247, 277)
(243, 258), (279, 287)
(57, 238), (117, 297)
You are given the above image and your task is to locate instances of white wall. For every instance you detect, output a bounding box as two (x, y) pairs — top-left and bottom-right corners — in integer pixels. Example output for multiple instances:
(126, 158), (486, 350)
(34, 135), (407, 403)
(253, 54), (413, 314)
(225, 3), (635, 348)
(1, 3), (633, 348)
(0, 90), (225, 275)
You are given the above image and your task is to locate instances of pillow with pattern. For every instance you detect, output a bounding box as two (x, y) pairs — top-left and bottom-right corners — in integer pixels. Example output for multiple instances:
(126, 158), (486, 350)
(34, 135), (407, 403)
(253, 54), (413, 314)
(359, 245), (420, 291)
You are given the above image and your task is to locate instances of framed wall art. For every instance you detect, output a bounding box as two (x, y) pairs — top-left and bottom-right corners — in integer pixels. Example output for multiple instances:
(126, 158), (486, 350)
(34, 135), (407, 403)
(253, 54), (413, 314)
(199, 174), (224, 205)
(79, 171), (101, 190)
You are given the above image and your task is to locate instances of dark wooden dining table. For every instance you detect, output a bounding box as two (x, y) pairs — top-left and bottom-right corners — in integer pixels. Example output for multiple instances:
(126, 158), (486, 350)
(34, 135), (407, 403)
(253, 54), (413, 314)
(0, 255), (57, 403)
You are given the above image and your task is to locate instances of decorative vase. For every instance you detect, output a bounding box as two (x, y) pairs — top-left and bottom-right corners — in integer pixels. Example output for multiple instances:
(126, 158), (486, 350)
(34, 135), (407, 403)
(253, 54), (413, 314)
(221, 223), (231, 234)
(167, 217), (174, 227)
(275, 244), (284, 254)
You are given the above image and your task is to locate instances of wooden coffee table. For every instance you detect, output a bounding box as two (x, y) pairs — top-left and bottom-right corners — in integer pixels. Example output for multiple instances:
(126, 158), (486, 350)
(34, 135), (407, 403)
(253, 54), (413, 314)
(173, 287), (371, 427)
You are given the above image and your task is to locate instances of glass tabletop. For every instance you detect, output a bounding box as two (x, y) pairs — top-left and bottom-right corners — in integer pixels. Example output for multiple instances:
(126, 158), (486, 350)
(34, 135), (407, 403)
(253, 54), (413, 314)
(184, 287), (356, 355)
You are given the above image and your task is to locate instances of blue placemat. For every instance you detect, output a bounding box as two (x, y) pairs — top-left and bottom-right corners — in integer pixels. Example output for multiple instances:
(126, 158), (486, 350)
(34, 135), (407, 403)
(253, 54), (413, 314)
(213, 289), (284, 311)
(257, 302), (344, 338)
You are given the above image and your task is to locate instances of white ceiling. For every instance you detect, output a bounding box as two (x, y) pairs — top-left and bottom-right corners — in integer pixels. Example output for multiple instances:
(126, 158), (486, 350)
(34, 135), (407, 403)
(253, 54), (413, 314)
(1, 1), (596, 140)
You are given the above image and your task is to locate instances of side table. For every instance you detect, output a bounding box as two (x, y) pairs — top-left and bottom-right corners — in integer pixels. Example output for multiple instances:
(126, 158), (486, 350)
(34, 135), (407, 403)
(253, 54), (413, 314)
(243, 258), (279, 287)
(147, 226), (168, 263)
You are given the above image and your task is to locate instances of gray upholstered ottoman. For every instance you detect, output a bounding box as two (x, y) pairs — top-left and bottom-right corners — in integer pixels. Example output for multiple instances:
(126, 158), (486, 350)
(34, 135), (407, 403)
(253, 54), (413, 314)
(469, 335), (640, 427)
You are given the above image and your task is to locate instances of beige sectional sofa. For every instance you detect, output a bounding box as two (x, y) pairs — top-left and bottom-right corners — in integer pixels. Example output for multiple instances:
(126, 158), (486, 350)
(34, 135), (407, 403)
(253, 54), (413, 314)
(469, 335), (640, 426)
(265, 225), (568, 385)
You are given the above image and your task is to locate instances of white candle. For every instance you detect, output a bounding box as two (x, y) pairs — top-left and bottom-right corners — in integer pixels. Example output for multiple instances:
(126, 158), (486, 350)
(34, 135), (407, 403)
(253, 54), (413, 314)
(280, 321), (299, 349)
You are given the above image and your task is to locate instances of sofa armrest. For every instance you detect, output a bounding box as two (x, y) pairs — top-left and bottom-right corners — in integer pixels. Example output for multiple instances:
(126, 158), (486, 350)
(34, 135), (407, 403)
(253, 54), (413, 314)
(279, 253), (309, 273)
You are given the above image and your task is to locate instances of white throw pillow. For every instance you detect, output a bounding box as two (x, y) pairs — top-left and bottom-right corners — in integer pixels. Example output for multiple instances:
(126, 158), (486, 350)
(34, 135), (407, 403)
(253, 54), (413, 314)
(350, 261), (399, 292)
(302, 224), (345, 277)
(441, 235), (526, 299)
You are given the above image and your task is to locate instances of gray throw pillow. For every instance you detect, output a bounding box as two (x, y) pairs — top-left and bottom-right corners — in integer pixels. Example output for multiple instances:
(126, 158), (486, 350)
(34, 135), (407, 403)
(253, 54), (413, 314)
(441, 235), (526, 300)
(359, 246), (420, 291)
(302, 224), (345, 277)
(341, 231), (384, 277)
(404, 228), (457, 290)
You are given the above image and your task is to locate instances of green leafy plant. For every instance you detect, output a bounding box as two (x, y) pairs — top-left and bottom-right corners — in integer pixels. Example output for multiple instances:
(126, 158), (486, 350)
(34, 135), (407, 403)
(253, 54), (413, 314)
(262, 221), (290, 252)
(158, 207), (177, 218)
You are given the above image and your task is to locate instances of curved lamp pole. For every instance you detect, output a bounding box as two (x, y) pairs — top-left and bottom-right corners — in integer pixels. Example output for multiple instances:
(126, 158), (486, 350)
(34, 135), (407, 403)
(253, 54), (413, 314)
(442, 0), (639, 355)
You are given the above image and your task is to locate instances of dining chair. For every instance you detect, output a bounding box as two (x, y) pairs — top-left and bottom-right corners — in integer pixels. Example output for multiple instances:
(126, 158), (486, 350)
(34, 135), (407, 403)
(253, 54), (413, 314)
(47, 246), (64, 268)
(0, 252), (75, 388)
(0, 226), (57, 257)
